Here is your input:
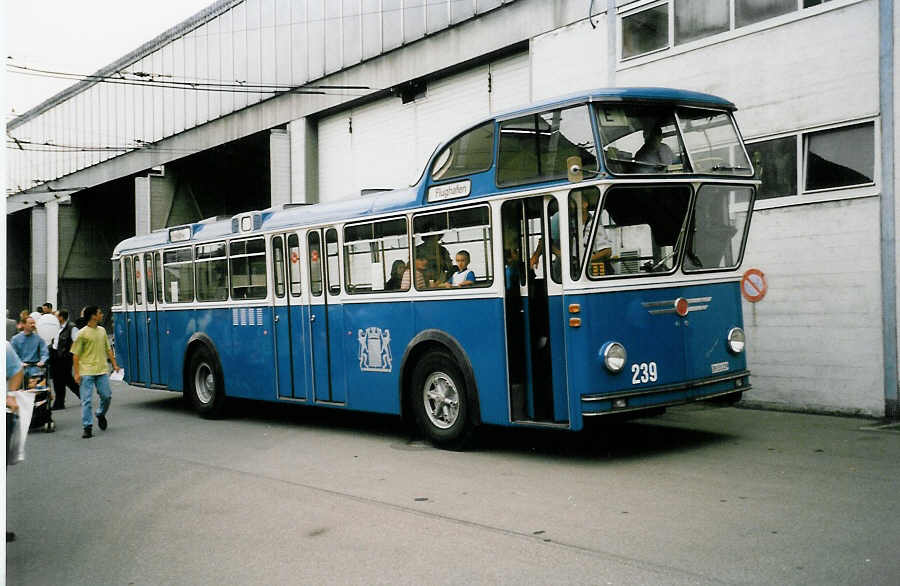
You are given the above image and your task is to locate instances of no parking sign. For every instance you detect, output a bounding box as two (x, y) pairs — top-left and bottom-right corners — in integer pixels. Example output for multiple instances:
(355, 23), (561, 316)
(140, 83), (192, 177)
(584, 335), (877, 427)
(741, 268), (767, 302)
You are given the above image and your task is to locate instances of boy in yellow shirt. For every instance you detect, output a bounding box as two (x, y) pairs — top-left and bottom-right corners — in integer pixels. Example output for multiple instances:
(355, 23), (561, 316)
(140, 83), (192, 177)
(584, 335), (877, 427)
(71, 306), (120, 439)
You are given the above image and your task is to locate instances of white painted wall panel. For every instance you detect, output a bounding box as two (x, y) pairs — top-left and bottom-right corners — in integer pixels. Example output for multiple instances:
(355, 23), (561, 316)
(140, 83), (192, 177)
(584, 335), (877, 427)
(219, 9), (236, 117)
(317, 113), (354, 202)
(290, 0), (309, 85)
(260, 0), (278, 99)
(208, 17), (223, 122)
(172, 37), (187, 134)
(275, 0), (292, 88)
(232, 2), (249, 111)
(382, 0), (403, 52)
(489, 52), (531, 113)
(196, 24), (211, 125)
(741, 197), (884, 415)
(362, 0), (381, 60)
(414, 66), (491, 175)
(342, 0), (362, 67)
(307, 0), (326, 80)
(351, 98), (417, 191)
(152, 50), (165, 142)
(426, 0), (450, 34)
(246, 0), (263, 107)
(162, 44), (176, 138)
(531, 18), (609, 102)
(324, 1), (343, 74)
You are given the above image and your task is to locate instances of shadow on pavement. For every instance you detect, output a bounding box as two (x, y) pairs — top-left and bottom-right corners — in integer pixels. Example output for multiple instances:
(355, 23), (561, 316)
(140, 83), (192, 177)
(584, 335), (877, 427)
(125, 387), (736, 461)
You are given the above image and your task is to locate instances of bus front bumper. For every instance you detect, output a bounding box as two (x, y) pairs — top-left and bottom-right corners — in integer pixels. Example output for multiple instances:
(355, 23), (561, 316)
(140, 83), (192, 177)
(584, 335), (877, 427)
(581, 370), (750, 417)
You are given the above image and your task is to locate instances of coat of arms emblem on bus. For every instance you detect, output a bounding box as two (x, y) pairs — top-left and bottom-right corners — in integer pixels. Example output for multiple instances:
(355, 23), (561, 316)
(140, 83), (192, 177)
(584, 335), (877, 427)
(358, 327), (392, 373)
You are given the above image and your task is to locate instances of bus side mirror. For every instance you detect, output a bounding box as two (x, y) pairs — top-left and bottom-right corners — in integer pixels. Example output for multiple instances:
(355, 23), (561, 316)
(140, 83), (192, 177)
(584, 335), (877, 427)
(567, 156), (584, 182)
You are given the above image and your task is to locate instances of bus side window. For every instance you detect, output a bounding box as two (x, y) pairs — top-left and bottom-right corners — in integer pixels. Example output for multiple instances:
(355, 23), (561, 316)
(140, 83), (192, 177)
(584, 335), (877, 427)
(288, 234), (302, 297)
(272, 236), (286, 299)
(144, 253), (155, 304)
(325, 228), (341, 295)
(154, 252), (164, 305)
(112, 259), (123, 306)
(229, 238), (267, 300)
(412, 206), (493, 289)
(195, 242), (228, 302)
(344, 218), (409, 294)
(124, 256), (134, 305)
(430, 122), (494, 182)
(163, 247), (195, 303)
(133, 256), (143, 305)
(308, 231), (323, 297)
(497, 105), (597, 187)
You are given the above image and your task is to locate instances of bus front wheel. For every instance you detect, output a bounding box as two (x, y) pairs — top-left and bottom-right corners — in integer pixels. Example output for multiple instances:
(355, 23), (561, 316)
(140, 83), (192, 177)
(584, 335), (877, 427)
(188, 347), (226, 419)
(411, 351), (474, 450)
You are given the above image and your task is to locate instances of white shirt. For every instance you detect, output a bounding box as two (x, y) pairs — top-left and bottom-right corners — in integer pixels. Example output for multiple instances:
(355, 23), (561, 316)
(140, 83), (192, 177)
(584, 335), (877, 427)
(52, 321), (78, 349)
(36, 313), (60, 346)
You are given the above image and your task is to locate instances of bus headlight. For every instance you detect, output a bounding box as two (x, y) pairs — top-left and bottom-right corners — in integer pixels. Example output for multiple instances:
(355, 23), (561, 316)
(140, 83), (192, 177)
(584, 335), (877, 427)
(727, 327), (745, 354)
(600, 341), (627, 374)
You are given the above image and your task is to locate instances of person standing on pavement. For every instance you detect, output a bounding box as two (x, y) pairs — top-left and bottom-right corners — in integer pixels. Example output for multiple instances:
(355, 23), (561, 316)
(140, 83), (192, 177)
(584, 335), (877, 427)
(71, 306), (119, 439)
(10, 317), (49, 378)
(50, 310), (80, 410)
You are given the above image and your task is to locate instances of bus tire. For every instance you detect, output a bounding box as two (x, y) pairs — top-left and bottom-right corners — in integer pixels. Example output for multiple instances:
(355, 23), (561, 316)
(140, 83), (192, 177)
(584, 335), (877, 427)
(188, 347), (226, 419)
(411, 351), (474, 450)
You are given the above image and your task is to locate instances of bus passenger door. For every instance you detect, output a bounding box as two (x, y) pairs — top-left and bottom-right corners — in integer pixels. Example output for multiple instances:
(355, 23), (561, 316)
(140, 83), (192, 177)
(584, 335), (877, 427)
(501, 196), (567, 424)
(271, 233), (310, 400)
(306, 228), (346, 404)
(143, 252), (163, 386)
(131, 254), (148, 386)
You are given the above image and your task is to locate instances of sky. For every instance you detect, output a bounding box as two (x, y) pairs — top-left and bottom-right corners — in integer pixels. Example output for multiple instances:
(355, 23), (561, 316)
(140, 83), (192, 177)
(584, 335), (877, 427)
(4, 0), (216, 119)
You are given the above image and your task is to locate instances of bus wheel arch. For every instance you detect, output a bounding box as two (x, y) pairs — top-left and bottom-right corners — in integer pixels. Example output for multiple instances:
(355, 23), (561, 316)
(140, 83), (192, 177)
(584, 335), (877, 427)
(399, 331), (481, 448)
(183, 335), (227, 419)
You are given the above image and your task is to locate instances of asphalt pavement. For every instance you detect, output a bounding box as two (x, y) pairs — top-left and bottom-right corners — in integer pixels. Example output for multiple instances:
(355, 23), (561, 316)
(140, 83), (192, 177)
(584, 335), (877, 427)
(6, 382), (900, 585)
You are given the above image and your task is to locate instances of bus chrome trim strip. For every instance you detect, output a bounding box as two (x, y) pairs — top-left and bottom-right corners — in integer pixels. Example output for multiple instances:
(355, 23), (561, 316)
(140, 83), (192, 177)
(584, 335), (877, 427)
(581, 370), (750, 402)
(582, 387), (749, 417)
(643, 296), (712, 315)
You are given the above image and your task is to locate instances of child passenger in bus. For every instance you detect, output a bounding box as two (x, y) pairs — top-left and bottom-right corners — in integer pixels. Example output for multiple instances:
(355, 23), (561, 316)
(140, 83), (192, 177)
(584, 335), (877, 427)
(445, 251), (475, 287)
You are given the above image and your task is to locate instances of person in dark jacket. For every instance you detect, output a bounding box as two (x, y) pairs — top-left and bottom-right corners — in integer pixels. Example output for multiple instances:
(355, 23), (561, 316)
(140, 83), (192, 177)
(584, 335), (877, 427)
(51, 310), (80, 409)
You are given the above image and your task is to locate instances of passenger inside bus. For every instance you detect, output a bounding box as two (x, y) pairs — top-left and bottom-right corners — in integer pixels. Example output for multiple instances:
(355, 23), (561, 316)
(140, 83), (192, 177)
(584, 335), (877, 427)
(444, 251), (475, 287)
(415, 234), (454, 286)
(402, 256), (428, 290)
(386, 260), (407, 290)
(634, 123), (675, 173)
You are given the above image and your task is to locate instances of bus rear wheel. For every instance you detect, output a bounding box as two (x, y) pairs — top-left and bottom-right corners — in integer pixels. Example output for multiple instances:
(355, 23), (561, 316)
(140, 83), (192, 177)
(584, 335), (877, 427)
(411, 351), (474, 450)
(188, 347), (226, 418)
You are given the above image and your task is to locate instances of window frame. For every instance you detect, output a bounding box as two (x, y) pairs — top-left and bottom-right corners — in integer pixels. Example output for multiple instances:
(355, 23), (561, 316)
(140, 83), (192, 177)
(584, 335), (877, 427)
(343, 216), (410, 295)
(746, 118), (877, 209)
(194, 240), (230, 303)
(429, 121), (496, 184)
(411, 204), (495, 291)
(619, 0), (860, 63)
(162, 245), (196, 304)
(228, 237), (268, 301)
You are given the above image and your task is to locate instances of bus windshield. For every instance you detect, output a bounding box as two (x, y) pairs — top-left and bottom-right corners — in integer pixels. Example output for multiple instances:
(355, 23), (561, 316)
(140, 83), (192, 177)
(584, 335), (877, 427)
(595, 103), (752, 177)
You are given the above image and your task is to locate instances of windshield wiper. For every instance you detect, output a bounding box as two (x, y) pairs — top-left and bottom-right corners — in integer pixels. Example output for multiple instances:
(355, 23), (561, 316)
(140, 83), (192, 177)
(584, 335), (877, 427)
(709, 164), (751, 172)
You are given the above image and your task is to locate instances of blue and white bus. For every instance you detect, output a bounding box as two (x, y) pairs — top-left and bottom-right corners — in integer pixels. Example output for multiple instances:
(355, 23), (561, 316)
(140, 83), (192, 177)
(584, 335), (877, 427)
(112, 88), (756, 448)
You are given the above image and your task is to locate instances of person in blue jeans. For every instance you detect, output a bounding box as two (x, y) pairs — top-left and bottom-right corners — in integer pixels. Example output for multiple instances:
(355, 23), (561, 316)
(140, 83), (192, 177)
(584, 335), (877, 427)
(70, 306), (120, 439)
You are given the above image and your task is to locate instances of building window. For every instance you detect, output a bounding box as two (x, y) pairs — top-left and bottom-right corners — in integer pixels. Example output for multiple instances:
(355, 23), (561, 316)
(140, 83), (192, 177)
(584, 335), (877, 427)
(805, 122), (875, 192)
(622, 0), (841, 60)
(736, 0), (796, 28)
(622, 3), (668, 59)
(675, 0), (729, 45)
(746, 136), (798, 199)
(747, 121), (875, 202)
(497, 105), (597, 186)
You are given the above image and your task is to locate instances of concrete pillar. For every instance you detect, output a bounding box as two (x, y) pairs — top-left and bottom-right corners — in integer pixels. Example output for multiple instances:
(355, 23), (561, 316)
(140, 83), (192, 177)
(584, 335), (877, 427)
(289, 117), (319, 204)
(135, 176), (152, 236)
(270, 128), (291, 208)
(30, 206), (47, 309)
(46, 201), (59, 308)
(136, 172), (178, 235)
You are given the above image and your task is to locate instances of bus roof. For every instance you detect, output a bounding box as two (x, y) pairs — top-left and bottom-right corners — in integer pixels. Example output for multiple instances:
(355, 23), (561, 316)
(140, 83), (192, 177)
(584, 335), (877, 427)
(113, 87), (738, 256)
